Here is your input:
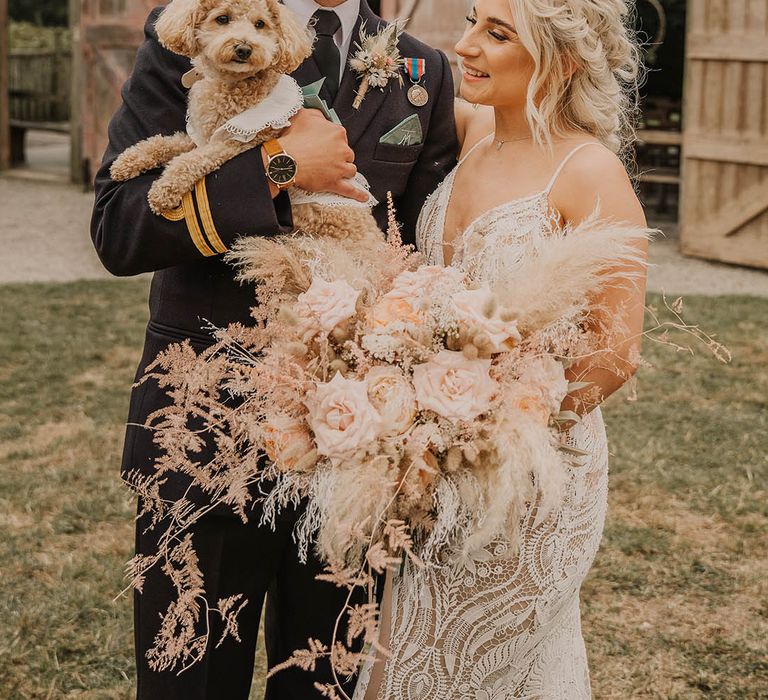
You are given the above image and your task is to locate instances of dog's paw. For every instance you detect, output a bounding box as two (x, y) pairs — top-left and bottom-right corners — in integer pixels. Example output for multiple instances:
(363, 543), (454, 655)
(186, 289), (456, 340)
(110, 153), (141, 182)
(148, 179), (183, 216)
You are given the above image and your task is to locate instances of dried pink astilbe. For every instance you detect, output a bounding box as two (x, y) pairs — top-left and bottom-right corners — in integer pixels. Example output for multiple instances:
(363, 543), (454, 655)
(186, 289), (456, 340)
(215, 595), (248, 648)
(266, 637), (328, 677)
(145, 534), (206, 673)
(346, 603), (382, 648)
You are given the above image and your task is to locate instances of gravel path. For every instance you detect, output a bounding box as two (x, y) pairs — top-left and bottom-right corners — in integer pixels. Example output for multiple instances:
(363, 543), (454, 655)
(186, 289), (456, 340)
(0, 177), (110, 284)
(2, 176), (767, 296)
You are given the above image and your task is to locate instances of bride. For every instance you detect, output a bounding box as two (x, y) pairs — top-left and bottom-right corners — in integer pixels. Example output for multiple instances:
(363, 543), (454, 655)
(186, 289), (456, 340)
(355, 0), (648, 697)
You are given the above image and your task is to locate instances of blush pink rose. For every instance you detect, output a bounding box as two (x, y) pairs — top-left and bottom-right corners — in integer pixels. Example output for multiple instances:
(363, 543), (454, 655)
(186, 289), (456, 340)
(305, 372), (383, 462)
(390, 265), (464, 297)
(506, 356), (569, 424)
(452, 287), (522, 352)
(368, 266), (465, 330)
(519, 356), (569, 414)
(295, 278), (360, 337)
(263, 415), (315, 470)
(366, 366), (417, 436)
(368, 289), (421, 330)
(412, 350), (498, 422)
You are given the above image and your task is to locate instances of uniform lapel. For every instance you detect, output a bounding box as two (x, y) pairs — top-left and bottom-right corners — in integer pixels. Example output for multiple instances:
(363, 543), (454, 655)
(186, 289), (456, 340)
(333, 2), (393, 148)
(292, 56), (325, 95)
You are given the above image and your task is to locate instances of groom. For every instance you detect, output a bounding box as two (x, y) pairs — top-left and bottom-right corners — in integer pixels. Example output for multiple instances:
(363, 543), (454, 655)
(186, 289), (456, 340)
(91, 0), (458, 698)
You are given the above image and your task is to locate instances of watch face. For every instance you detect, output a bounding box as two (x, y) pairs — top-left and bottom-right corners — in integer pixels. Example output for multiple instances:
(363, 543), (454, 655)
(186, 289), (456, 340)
(269, 154), (297, 185)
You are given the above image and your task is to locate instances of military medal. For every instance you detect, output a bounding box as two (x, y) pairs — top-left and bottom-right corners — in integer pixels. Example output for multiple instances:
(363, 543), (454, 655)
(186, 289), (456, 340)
(404, 57), (429, 107)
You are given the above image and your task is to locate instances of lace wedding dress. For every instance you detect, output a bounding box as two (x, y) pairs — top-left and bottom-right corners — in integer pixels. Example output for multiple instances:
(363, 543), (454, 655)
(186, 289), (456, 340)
(354, 139), (609, 700)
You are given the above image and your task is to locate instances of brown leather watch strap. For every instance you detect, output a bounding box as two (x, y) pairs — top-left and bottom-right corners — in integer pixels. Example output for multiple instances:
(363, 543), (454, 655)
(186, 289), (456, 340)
(263, 139), (284, 158)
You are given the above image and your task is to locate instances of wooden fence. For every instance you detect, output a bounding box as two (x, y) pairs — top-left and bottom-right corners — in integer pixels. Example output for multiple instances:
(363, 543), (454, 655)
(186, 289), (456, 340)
(9, 47), (71, 126)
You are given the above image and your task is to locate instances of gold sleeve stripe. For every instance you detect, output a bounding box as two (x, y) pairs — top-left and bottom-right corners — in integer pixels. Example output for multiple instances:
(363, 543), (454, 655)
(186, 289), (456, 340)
(161, 205), (185, 222)
(183, 191), (216, 256)
(159, 194), (215, 256)
(195, 178), (228, 255)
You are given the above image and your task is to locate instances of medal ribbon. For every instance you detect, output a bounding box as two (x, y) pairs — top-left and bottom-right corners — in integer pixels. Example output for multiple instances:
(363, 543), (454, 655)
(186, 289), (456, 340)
(404, 57), (426, 83)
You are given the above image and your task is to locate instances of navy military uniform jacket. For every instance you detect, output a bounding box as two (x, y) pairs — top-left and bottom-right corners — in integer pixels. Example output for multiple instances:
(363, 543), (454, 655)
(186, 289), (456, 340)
(91, 1), (459, 501)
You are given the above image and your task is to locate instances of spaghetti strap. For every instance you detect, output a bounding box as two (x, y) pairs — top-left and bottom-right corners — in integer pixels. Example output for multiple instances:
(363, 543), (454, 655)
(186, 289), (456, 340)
(543, 142), (604, 194)
(458, 132), (494, 166)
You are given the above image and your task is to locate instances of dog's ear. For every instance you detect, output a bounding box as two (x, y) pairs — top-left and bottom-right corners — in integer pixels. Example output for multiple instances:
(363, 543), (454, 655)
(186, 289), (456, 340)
(273, 3), (314, 74)
(155, 0), (202, 57)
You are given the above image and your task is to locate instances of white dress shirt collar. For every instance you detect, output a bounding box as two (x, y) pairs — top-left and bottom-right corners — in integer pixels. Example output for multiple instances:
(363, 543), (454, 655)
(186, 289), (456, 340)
(284, 0), (361, 59)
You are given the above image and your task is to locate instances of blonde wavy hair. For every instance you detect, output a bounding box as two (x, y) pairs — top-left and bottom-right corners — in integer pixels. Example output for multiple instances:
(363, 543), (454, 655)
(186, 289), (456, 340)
(507, 0), (643, 157)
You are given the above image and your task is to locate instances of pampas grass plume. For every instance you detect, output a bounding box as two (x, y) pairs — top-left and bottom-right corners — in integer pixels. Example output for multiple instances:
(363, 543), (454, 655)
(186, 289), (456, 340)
(491, 214), (653, 332)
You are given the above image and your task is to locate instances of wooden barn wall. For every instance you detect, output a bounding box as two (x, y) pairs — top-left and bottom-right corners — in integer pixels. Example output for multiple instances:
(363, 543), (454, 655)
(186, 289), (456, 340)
(75, 0), (157, 184)
(681, 0), (768, 269)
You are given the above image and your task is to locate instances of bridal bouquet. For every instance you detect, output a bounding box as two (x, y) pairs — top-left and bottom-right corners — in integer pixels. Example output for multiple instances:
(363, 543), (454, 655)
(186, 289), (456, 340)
(137, 206), (639, 570)
(254, 256), (591, 568)
(130, 201), (727, 680)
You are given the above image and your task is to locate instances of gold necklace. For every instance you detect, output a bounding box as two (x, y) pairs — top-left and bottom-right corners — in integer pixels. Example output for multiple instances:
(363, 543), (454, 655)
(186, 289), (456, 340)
(493, 134), (531, 151)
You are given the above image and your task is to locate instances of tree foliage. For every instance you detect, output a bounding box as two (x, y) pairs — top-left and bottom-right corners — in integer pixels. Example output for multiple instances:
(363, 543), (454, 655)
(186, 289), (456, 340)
(9, 0), (68, 27)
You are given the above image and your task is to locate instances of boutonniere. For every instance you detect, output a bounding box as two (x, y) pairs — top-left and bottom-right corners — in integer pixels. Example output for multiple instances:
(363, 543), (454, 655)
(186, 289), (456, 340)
(348, 20), (406, 110)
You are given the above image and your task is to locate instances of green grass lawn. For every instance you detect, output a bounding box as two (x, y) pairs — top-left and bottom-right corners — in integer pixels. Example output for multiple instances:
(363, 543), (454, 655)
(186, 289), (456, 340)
(1, 280), (766, 699)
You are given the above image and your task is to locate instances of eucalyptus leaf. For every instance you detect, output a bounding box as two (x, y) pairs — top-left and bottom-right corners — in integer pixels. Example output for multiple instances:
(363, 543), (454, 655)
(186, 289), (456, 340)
(554, 410), (582, 424)
(558, 444), (591, 457)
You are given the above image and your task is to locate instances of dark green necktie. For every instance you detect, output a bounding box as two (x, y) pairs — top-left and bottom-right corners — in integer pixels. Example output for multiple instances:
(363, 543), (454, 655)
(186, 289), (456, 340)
(311, 10), (342, 101)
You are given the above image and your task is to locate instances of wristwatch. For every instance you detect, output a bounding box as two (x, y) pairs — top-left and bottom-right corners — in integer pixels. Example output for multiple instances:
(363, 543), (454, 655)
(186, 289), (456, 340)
(263, 139), (298, 190)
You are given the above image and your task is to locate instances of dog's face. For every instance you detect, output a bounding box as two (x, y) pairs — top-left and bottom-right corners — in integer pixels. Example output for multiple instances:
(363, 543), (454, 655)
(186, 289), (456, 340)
(156, 0), (313, 77)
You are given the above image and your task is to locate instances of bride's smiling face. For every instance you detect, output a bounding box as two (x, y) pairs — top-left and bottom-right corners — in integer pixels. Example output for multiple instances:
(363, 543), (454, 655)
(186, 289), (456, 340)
(455, 0), (535, 110)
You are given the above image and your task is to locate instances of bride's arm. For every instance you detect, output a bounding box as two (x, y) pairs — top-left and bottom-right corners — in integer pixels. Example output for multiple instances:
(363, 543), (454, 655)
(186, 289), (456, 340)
(552, 148), (649, 422)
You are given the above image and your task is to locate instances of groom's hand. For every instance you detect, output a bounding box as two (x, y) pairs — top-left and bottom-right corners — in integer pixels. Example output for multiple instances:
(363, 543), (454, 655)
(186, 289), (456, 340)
(266, 109), (368, 202)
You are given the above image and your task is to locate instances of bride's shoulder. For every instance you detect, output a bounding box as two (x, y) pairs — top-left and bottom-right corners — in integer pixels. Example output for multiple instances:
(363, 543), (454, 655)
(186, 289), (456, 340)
(554, 138), (625, 181)
(455, 100), (494, 154)
(550, 138), (645, 227)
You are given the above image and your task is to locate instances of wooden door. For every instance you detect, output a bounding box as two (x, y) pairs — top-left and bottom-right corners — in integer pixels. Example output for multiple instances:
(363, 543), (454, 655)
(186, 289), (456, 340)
(74, 0), (157, 184)
(680, 0), (768, 269)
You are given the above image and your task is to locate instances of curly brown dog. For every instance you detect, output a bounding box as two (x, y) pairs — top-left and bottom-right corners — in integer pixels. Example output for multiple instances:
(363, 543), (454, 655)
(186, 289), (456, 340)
(110, 0), (384, 265)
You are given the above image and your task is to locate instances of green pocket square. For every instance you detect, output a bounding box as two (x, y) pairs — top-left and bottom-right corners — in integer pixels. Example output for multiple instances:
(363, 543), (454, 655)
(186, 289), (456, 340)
(301, 79), (341, 124)
(379, 115), (423, 146)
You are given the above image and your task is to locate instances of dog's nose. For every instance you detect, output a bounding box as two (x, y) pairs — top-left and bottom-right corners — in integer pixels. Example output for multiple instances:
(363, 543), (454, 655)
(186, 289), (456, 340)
(234, 44), (252, 61)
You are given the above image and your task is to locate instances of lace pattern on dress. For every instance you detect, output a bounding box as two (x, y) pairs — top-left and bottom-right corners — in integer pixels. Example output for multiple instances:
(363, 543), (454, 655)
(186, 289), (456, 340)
(362, 413), (607, 700)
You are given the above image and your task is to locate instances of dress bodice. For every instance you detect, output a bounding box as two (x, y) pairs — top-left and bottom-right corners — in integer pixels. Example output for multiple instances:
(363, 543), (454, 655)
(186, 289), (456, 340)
(416, 138), (602, 279)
